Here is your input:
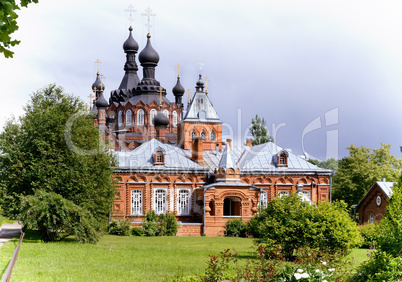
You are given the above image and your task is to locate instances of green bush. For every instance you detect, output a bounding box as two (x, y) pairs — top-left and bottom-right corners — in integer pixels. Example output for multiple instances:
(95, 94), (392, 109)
(247, 194), (362, 260)
(358, 223), (378, 248)
(19, 190), (101, 243)
(109, 219), (131, 236)
(159, 212), (179, 236)
(225, 218), (247, 237)
(131, 226), (142, 236)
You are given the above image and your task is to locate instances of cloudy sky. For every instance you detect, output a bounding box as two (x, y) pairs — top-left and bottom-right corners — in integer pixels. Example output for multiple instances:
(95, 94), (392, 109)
(1, 0), (402, 160)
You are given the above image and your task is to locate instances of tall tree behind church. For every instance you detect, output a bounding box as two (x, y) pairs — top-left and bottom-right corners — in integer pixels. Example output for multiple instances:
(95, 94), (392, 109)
(250, 114), (274, 145)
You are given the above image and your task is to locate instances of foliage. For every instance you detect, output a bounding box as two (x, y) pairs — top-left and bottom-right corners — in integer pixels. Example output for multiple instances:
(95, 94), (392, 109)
(224, 218), (247, 237)
(308, 158), (338, 171)
(246, 194), (362, 260)
(351, 183), (402, 281)
(249, 114), (274, 145)
(133, 210), (179, 236)
(131, 226), (142, 236)
(358, 223), (378, 248)
(159, 212), (179, 236)
(332, 144), (402, 207)
(19, 190), (101, 243)
(0, 0), (39, 58)
(108, 219), (131, 236)
(0, 84), (116, 243)
(0, 206), (4, 226)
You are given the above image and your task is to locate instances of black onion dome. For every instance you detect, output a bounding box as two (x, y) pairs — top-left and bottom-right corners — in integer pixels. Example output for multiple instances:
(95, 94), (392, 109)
(172, 76), (185, 96)
(139, 33), (160, 65)
(196, 74), (204, 87)
(123, 26), (139, 52)
(92, 72), (102, 92)
(153, 110), (169, 127)
(95, 92), (109, 108)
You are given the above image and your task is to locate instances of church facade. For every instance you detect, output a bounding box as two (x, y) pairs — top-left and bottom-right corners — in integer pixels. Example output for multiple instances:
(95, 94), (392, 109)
(92, 27), (333, 236)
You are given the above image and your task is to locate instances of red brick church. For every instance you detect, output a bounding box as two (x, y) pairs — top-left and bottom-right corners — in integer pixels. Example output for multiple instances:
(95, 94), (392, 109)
(91, 25), (333, 236)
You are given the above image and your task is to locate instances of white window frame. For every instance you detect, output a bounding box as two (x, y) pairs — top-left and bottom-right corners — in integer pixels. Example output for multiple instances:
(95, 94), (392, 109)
(118, 110), (123, 126)
(131, 189), (142, 215)
(369, 214), (374, 224)
(201, 130), (206, 141)
(126, 110), (132, 125)
(302, 190), (311, 200)
(191, 130), (196, 140)
(137, 109), (144, 125)
(163, 110), (169, 118)
(154, 188), (167, 215)
(177, 189), (191, 215)
(376, 196), (381, 206)
(150, 109), (157, 126)
(172, 111), (178, 127)
(259, 190), (267, 207)
(278, 190), (289, 198)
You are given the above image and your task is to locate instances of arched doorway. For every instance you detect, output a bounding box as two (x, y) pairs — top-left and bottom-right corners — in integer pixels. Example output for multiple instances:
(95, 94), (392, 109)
(223, 197), (241, 216)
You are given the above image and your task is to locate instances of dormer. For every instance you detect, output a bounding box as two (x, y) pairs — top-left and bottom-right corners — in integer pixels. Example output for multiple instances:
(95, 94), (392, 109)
(276, 150), (289, 167)
(153, 148), (165, 165)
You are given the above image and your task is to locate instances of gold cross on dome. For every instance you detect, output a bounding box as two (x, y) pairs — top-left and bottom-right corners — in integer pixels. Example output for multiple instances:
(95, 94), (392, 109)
(176, 63), (182, 76)
(100, 74), (106, 91)
(204, 76), (210, 92)
(94, 59), (101, 72)
(142, 7), (156, 34)
(157, 87), (164, 106)
(187, 89), (192, 104)
(88, 93), (94, 106)
(125, 4), (136, 26)
(198, 60), (204, 73)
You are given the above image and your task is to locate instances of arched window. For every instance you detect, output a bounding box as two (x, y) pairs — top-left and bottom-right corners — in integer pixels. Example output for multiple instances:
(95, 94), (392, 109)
(137, 109), (144, 125)
(177, 189), (190, 215)
(191, 130), (196, 140)
(277, 151), (288, 167)
(131, 190), (142, 215)
(126, 110), (132, 125)
(150, 109), (157, 126)
(369, 214), (374, 224)
(278, 191), (289, 198)
(172, 111), (178, 127)
(302, 191), (311, 200)
(154, 189), (167, 215)
(163, 110), (169, 118)
(210, 131), (216, 141)
(259, 190), (267, 207)
(154, 150), (164, 164)
(280, 153), (286, 164)
(223, 197), (241, 216)
(118, 110), (123, 126)
(201, 130), (206, 141)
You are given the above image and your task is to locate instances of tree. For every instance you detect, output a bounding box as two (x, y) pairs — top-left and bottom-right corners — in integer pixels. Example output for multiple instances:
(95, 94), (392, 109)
(332, 144), (402, 207)
(0, 84), (116, 242)
(249, 114), (274, 145)
(308, 158), (338, 170)
(247, 194), (362, 261)
(0, 0), (38, 58)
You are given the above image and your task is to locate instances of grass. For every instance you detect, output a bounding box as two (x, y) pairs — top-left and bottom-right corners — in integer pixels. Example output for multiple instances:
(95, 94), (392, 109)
(0, 230), (372, 281)
(0, 230), (254, 281)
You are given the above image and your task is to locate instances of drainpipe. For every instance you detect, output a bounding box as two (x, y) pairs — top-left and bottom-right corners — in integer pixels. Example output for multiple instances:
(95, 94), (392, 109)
(329, 175), (333, 202)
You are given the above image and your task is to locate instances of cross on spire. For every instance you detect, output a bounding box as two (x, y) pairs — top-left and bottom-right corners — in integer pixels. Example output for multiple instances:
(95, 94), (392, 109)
(158, 87), (164, 106)
(142, 7), (156, 34)
(95, 59), (101, 73)
(187, 89), (192, 105)
(88, 93), (94, 107)
(100, 74), (106, 91)
(198, 60), (204, 74)
(125, 4), (137, 27)
(204, 76), (210, 94)
(176, 63), (182, 77)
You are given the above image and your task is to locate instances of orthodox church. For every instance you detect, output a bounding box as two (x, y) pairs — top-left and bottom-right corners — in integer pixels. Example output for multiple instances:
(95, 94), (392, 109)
(91, 26), (333, 236)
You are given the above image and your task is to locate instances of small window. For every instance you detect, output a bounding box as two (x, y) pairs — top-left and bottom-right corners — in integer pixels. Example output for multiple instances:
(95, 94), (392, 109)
(260, 190), (267, 207)
(191, 130), (196, 140)
(201, 130), (206, 141)
(376, 196), (381, 206)
(302, 191), (311, 200)
(277, 151), (288, 167)
(369, 214), (374, 224)
(150, 109), (157, 126)
(154, 150), (164, 164)
(126, 110), (132, 125)
(172, 111), (178, 127)
(118, 110), (123, 126)
(131, 190), (142, 215)
(163, 110), (169, 118)
(137, 109), (144, 125)
(210, 131), (216, 141)
(177, 189), (190, 215)
(278, 191), (289, 198)
(154, 189), (167, 215)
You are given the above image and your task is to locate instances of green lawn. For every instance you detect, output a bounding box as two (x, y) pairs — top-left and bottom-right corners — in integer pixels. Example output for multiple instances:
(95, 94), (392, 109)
(0, 230), (254, 281)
